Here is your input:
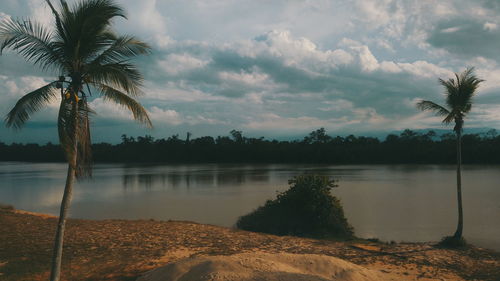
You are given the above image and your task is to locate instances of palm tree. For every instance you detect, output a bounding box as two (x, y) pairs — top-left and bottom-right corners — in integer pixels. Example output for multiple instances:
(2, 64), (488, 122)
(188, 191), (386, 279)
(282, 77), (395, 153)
(417, 67), (483, 242)
(0, 1), (152, 280)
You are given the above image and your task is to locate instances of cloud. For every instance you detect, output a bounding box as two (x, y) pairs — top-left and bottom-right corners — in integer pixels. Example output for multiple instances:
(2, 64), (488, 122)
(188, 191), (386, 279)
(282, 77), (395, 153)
(116, 0), (171, 48)
(427, 18), (500, 60)
(1, 0), (500, 143)
(354, 0), (394, 29)
(147, 106), (182, 125)
(148, 106), (223, 126)
(0, 75), (58, 116)
(151, 30), (495, 136)
(483, 22), (498, 31)
(158, 53), (210, 75)
(27, 0), (53, 28)
(480, 0), (500, 12)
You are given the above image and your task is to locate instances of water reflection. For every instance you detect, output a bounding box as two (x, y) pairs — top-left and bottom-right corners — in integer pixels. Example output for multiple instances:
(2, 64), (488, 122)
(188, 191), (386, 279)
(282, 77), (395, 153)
(0, 162), (499, 251)
(119, 166), (272, 191)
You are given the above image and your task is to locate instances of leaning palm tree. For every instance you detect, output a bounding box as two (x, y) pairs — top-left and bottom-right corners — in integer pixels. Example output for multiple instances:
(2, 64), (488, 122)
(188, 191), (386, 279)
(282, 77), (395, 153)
(0, 0), (152, 280)
(417, 67), (483, 243)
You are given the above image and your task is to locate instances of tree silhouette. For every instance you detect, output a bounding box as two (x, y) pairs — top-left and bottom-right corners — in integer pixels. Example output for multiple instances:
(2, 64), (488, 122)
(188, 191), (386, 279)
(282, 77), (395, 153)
(417, 67), (484, 241)
(0, 0), (151, 279)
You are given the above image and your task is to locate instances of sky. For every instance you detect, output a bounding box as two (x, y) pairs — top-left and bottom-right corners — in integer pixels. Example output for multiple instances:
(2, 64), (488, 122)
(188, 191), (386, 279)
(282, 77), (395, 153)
(1, 0), (500, 143)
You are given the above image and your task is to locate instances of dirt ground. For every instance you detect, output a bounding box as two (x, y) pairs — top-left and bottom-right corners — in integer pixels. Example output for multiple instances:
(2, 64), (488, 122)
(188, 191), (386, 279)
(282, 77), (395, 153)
(0, 206), (499, 281)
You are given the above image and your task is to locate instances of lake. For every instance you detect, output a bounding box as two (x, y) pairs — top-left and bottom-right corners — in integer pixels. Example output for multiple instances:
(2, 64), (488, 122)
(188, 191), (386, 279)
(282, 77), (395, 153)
(0, 162), (499, 250)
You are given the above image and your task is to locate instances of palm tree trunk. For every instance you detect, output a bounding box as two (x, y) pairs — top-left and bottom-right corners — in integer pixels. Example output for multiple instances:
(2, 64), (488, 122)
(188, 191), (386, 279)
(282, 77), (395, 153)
(50, 97), (79, 281)
(49, 161), (76, 281)
(453, 130), (464, 239)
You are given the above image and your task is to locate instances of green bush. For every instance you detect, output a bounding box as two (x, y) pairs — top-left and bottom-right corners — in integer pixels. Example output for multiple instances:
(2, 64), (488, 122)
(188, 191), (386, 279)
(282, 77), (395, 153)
(236, 174), (354, 239)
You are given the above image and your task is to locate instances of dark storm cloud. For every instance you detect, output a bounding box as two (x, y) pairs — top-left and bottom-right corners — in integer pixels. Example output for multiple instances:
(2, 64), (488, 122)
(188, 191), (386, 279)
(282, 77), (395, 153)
(427, 18), (500, 60)
(481, 0), (500, 11)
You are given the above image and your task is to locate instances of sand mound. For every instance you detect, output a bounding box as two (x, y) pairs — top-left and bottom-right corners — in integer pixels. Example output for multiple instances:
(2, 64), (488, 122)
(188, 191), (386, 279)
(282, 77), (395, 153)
(136, 252), (392, 281)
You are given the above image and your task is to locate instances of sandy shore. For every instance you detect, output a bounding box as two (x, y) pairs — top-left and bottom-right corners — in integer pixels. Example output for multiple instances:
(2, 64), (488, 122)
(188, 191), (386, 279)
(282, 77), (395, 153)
(0, 206), (499, 281)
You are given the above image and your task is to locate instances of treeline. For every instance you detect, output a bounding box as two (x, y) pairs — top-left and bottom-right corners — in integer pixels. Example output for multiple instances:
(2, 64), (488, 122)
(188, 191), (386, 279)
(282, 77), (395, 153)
(1, 128), (500, 164)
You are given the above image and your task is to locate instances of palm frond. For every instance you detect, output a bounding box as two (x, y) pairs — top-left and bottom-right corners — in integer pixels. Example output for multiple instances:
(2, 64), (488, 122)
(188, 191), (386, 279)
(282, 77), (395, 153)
(442, 67), (484, 112)
(439, 78), (457, 97)
(459, 67), (474, 82)
(443, 111), (456, 125)
(58, 0), (126, 64)
(85, 62), (144, 96)
(73, 0), (126, 21)
(89, 35), (151, 65)
(55, 0), (71, 14)
(93, 83), (152, 127)
(5, 82), (58, 129)
(416, 100), (451, 117)
(0, 18), (63, 71)
(45, 0), (67, 43)
(5, 0), (151, 182)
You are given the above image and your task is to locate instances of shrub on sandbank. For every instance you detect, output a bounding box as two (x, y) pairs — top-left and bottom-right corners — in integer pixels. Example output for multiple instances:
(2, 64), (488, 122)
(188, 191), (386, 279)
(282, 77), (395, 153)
(236, 174), (354, 239)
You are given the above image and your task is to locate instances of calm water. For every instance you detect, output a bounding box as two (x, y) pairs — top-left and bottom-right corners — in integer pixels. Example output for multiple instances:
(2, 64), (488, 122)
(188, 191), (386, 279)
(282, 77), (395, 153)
(0, 162), (499, 250)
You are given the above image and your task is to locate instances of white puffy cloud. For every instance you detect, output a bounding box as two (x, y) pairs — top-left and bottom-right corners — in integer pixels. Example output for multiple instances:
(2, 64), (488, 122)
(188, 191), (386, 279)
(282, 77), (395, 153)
(148, 106), (183, 125)
(27, 0), (53, 28)
(0, 75), (59, 119)
(117, 0), (171, 48)
(354, 0), (394, 28)
(483, 22), (498, 31)
(158, 53), (210, 75)
(148, 106), (225, 126)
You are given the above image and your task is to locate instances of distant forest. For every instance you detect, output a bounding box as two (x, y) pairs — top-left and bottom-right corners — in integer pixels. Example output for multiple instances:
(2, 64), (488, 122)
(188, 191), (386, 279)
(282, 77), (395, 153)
(1, 128), (500, 164)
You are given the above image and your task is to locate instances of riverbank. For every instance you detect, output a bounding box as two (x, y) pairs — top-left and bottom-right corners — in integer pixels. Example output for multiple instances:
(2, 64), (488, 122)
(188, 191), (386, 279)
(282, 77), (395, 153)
(0, 206), (499, 281)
